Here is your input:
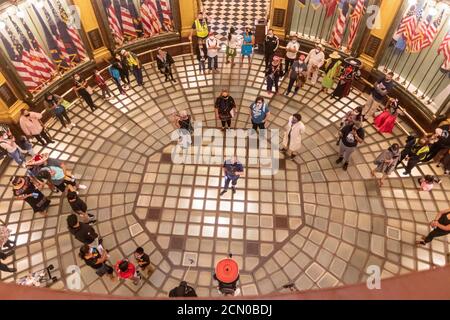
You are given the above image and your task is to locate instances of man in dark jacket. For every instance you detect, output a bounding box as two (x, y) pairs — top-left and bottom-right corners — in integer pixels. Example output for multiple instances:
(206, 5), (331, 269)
(264, 29), (279, 68)
(169, 281), (197, 297)
(156, 48), (176, 83)
(67, 214), (99, 245)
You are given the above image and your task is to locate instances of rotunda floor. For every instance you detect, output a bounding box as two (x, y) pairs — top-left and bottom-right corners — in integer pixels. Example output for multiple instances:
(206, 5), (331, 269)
(0, 53), (448, 297)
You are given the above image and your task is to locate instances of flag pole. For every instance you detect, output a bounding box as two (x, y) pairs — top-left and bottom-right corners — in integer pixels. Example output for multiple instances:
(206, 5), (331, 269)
(427, 72), (446, 104)
(402, 51), (424, 86)
(309, 4), (318, 40)
(395, 51), (413, 81)
(317, 6), (326, 41)
(302, 2), (311, 38)
(383, 46), (396, 72)
(421, 69), (443, 99)
(413, 54), (440, 94)
(326, 7), (338, 43)
(295, 3), (303, 36)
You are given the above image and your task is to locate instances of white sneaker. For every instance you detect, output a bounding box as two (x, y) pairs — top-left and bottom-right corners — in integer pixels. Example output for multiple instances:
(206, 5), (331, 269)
(70, 123), (76, 127)
(78, 184), (88, 190)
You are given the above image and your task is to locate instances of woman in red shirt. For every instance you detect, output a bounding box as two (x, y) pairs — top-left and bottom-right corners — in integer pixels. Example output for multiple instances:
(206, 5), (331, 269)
(115, 259), (141, 285)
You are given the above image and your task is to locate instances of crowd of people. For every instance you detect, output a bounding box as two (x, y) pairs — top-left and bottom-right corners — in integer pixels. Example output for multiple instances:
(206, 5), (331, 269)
(0, 13), (448, 297)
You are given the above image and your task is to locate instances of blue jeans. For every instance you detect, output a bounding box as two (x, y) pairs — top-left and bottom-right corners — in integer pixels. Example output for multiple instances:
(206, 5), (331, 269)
(133, 67), (144, 86)
(9, 149), (25, 165)
(224, 175), (239, 190)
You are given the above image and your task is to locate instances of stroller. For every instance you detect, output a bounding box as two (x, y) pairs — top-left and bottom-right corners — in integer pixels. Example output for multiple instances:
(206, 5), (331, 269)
(16, 265), (57, 288)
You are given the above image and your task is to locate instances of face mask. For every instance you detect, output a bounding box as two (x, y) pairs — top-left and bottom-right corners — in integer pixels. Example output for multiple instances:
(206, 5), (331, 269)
(2, 134), (8, 139)
(316, 49), (320, 53)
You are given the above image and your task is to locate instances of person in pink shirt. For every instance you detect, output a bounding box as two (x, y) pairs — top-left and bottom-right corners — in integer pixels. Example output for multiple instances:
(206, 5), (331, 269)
(418, 175), (441, 192)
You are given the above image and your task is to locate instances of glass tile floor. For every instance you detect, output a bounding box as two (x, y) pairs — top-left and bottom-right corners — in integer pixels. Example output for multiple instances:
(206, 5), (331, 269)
(0, 53), (449, 297)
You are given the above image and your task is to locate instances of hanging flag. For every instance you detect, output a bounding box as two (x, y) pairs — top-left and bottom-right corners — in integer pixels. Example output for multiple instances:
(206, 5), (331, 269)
(393, 5), (418, 47)
(347, 0), (365, 50)
(120, 0), (137, 40)
(406, 4), (425, 51)
(8, 17), (52, 82)
(140, 0), (155, 37)
(322, 0), (338, 18)
(103, 0), (124, 45)
(298, 0), (306, 7)
(41, 5), (73, 66)
(127, 0), (144, 37)
(32, 4), (70, 71)
(420, 10), (444, 51)
(47, 0), (80, 63)
(311, 0), (322, 9)
(438, 31), (450, 71)
(0, 32), (38, 90)
(19, 17), (56, 79)
(159, 0), (174, 31)
(329, 0), (350, 48)
(53, 0), (88, 61)
(144, 0), (162, 34)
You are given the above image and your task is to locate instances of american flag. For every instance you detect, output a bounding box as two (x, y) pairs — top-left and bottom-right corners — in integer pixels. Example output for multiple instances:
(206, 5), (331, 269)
(140, 0), (162, 36)
(329, 0), (350, 48)
(438, 31), (450, 71)
(159, 0), (174, 32)
(394, 5), (419, 50)
(127, 0), (144, 37)
(407, 4), (425, 51)
(322, 0), (338, 18)
(347, 0), (365, 50)
(42, 5), (72, 66)
(20, 18), (56, 80)
(0, 32), (38, 90)
(103, 0), (124, 45)
(9, 17), (53, 82)
(420, 10), (444, 51)
(120, 0), (137, 40)
(55, 0), (88, 61)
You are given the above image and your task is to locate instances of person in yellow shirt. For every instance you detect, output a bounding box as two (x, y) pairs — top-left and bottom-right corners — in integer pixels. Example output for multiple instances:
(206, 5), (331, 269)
(189, 12), (209, 46)
(121, 49), (144, 87)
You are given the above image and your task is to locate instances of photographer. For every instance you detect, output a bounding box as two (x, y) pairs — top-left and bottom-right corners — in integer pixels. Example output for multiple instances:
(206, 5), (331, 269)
(156, 48), (176, 83)
(336, 121), (365, 171)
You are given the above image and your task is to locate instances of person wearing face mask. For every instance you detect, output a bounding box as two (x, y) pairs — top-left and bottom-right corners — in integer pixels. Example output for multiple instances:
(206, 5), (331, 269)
(241, 28), (255, 66)
(264, 29), (279, 68)
(226, 27), (239, 67)
(281, 113), (306, 160)
(285, 34), (300, 76)
(121, 49), (144, 86)
(215, 89), (236, 131)
(45, 93), (74, 131)
(285, 55), (307, 96)
(0, 130), (26, 167)
(189, 12), (209, 46)
(73, 74), (97, 112)
(249, 96), (271, 132)
(363, 71), (394, 119)
(206, 32), (220, 73)
(265, 56), (283, 96)
(336, 121), (365, 171)
(305, 43), (325, 85)
(156, 48), (176, 82)
(19, 109), (54, 146)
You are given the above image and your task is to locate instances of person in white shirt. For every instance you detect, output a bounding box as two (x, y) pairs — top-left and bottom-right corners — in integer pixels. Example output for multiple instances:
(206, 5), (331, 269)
(281, 113), (306, 160)
(206, 32), (220, 73)
(285, 34), (300, 75)
(0, 130), (26, 167)
(305, 43), (325, 85)
(226, 27), (239, 67)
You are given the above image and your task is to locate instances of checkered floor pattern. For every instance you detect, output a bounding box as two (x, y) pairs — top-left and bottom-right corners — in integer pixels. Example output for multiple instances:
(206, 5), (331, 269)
(202, 0), (269, 40)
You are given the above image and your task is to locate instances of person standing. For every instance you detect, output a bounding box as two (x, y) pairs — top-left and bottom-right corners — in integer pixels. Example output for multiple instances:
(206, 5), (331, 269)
(134, 247), (154, 277)
(169, 281), (198, 297)
(108, 61), (126, 95)
(67, 214), (101, 247)
(336, 106), (363, 145)
(220, 157), (244, 195)
(241, 28), (255, 66)
(0, 250), (15, 273)
(206, 32), (220, 74)
(172, 110), (193, 149)
(264, 29), (279, 68)
(215, 89), (236, 131)
(371, 143), (401, 187)
(285, 54), (307, 96)
(189, 12), (209, 46)
(94, 70), (113, 100)
(11, 176), (51, 217)
(79, 244), (115, 280)
(156, 48), (176, 82)
(45, 93), (74, 131)
(305, 43), (325, 86)
(73, 74), (97, 112)
(67, 186), (96, 224)
(121, 50), (144, 86)
(402, 137), (430, 175)
(281, 113), (306, 160)
(197, 44), (207, 74)
(284, 34), (300, 76)
(0, 130), (26, 167)
(265, 56), (283, 96)
(336, 121), (365, 171)
(416, 208), (450, 246)
(249, 96), (271, 132)
(19, 109), (54, 146)
(226, 27), (239, 66)
(0, 225), (14, 252)
(331, 58), (361, 100)
(115, 258), (141, 285)
(321, 51), (341, 93)
(424, 126), (450, 162)
(116, 54), (130, 89)
(363, 72), (394, 118)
